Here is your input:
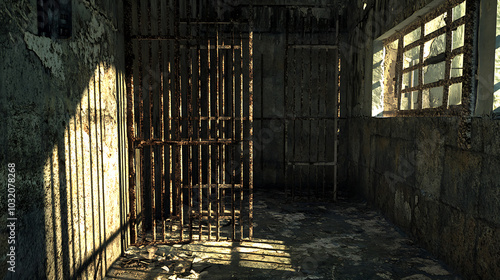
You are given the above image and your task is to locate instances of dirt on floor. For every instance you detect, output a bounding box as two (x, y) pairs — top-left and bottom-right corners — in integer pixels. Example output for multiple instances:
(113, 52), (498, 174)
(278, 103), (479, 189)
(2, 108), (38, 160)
(106, 190), (461, 280)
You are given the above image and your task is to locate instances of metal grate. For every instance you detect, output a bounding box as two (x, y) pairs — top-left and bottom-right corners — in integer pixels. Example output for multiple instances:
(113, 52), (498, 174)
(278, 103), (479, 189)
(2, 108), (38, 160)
(124, 0), (254, 245)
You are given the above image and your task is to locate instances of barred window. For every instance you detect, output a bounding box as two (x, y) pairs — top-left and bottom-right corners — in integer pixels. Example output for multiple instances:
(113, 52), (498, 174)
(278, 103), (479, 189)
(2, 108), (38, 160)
(372, 0), (474, 117)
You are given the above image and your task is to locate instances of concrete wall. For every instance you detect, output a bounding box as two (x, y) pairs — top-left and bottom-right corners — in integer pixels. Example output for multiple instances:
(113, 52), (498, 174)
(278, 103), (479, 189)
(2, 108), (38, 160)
(0, 0), (128, 279)
(340, 0), (500, 278)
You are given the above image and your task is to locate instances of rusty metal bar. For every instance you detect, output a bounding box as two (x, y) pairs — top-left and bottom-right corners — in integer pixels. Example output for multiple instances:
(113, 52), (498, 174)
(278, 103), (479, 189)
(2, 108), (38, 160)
(207, 34), (212, 241)
(220, 32), (226, 230)
(148, 0), (156, 242)
(248, 6), (254, 239)
(284, 11), (290, 199)
(215, 24), (220, 241)
(333, 17), (339, 201)
(160, 116), (251, 121)
(187, 0), (193, 242)
(231, 25), (236, 240)
(291, 45), (297, 200)
(396, 37), (404, 111)
(159, 0), (168, 243)
(239, 31), (244, 240)
(138, 0), (147, 241)
(317, 47), (323, 196)
(167, 0), (174, 241)
(174, 0), (183, 242)
(124, 0), (137, 244)
(308, 18), (313, 197)
(197, 24), (203, 241)
(418, 22), (424, 110)
(442, 6), (453, 107)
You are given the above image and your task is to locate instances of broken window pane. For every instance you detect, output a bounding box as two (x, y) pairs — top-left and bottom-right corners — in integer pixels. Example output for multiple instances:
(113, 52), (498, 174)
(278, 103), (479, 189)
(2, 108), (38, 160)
(424, 61), (445, 84)
(401, 91), (418, 110)
(403, 70), (419, 90)
(423, 87), (444, 108)
(450, 54), (463, 78)
(424, 33), (446, 59)
(452, 25), (465, 49)
(425, 13), (447, 35)
(372, 43), (385, 116)
(404, 28), (421, 46)
(452, 1), (466, 22)
(403, 46), (420, 69)
(448, 83), (462, 106)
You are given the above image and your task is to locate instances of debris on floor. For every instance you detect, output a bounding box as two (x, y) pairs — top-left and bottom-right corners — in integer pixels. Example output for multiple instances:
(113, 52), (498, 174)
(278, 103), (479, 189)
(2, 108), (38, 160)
(106, 190), (462, 280)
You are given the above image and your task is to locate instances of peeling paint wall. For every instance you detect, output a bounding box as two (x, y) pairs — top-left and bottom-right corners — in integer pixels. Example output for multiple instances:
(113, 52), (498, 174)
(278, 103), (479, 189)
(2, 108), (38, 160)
(341, 0), (500, 279)
(0, 0), (127, 279)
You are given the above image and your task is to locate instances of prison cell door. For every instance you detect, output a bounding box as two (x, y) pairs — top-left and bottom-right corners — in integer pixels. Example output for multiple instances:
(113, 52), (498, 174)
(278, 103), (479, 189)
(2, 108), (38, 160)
(125, 1), (254, 244)
(284, 19), (340, 201)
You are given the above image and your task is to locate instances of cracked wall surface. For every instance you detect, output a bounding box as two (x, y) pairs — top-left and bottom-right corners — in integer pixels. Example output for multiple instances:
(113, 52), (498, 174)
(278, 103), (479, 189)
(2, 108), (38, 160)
(340, 0), (500, 279)
(0, 0), (127, 279)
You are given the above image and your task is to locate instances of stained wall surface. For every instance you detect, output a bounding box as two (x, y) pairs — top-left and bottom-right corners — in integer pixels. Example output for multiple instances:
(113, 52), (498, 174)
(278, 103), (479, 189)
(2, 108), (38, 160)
(0, 0), (128, 279)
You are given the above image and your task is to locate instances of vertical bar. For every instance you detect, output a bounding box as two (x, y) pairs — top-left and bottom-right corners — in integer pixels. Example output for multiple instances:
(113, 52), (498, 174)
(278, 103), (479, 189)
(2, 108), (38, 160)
(207, 35), (212, 241)
(139, 0), (146, 240)
(160, 0), (168, 243)
(333, 18), (339, 201)
(187, 0), (193, 242)
(124, 0), (137, 244)
(396, 36), (404, 111)
(239, 31), (244, 240)
(221, 30), (226, 228)
(308, 22), (313, 197)
(442, 7), (453, 108)
(291, 45), (297, 200)
(197, 23), (203, 241)
(167, 0), (174, 240)
(317, 47), (322, 197)
(215, 24), (220, 241)
(174, 0), (183, 242)
(418, 22), (424, 110)
(284, 11), (289, 198)
(249, 15), (254, 240)
(149, 0), (156, 242)
(231, 25), (236, 240)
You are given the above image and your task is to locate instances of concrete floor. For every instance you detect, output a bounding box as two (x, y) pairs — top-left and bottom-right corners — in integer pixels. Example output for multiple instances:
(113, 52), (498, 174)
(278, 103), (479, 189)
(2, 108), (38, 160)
(106, 190), (461, 280)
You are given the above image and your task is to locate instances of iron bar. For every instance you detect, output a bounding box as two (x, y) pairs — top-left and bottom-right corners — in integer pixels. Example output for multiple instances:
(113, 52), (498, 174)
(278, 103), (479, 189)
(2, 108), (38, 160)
(215, 24), (220, 241)
(308, 17), (313, 197)
(207, 35), (212, 241)
(231, 25), (236, 240)
(333, 17), (339, 201)
(174, 0), (183, 242)
(197, 24), (203, 241)
(124, 0), (137, 244)
(239, 31), (244, 240)
(148, 0), (156, 242)
(248, 13), (254, 239)
(187, 0), (194, 242)
(139, 0), (146, 241)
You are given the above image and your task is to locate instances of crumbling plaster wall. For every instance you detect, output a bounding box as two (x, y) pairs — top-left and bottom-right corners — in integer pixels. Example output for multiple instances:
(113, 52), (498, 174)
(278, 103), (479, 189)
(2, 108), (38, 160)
(340, 0), (500, 279)
(0, 0), (127, 279)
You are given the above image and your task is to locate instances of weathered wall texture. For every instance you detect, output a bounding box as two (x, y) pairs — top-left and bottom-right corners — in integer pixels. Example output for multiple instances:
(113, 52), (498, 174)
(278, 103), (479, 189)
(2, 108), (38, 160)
(340, 0), (500, 279)
(0, 0), (128, 279)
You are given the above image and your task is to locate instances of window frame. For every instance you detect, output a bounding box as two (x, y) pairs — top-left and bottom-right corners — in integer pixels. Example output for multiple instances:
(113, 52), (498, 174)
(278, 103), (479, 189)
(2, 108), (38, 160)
(380, 0), (475, 117)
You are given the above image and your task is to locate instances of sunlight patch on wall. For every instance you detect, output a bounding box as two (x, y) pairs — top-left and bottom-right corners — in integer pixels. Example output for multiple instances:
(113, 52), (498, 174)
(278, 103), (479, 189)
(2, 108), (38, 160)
(43, 63), (121, 279)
